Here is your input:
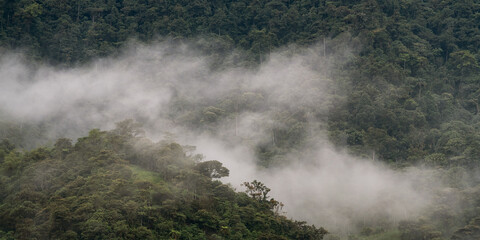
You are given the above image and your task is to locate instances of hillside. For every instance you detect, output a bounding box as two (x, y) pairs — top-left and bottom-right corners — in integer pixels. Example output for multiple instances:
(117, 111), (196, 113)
(0, 120), (326, 239)
(1, 0), (480, 165)
(1, 0), (480, 239)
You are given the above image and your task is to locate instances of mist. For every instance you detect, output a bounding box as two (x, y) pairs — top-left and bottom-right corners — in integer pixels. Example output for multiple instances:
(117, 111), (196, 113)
(192, 136), (436, 234)
(0, 39), (439, 234)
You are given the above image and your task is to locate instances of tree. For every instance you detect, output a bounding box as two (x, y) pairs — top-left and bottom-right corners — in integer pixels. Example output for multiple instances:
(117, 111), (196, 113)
(0, 139), (15, 163)
(451, 218), (480, 240)
(194, 160), (229, 178)
(448, 50), (479, 77)
(1, 151), (22, 177)
(242, 180), (270, 201)
(248, 28), (278, 62)
(112, 119), (145, 139)
(54, 138), (72, 160)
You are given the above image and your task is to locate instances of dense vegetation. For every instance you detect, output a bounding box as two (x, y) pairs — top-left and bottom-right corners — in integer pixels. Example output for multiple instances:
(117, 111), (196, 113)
(0, 120), (326, 239)
(1, 0), (480, 166)
(2, 0), (480, 239)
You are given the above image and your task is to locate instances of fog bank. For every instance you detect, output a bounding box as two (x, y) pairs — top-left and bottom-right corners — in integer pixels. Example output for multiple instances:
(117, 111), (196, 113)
(0, 40), (436, 233)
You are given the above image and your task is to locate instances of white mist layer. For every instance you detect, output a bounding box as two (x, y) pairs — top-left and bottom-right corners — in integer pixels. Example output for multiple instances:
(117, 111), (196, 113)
(0, 41), (433, 233)
(191, 136), (432, 233)
(262, 148), (429, 232)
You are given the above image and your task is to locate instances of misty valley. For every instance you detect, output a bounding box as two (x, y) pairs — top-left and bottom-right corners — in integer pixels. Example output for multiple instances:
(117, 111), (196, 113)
(2, 0), (480, 240)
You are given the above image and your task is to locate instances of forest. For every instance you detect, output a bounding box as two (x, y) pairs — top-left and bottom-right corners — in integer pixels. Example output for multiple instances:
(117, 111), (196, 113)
(1, 0), (480, 239)
(0, 121), (327, 239)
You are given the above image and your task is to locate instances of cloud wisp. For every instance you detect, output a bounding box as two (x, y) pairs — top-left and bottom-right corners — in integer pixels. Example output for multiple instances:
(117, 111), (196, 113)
(0, 40), (435, 234)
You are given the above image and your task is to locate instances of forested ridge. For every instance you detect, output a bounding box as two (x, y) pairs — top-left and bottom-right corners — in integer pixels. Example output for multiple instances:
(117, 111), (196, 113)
(1, 0), (480, 239)
(1, 0), (480, 166)
(0, 120), (327, 239)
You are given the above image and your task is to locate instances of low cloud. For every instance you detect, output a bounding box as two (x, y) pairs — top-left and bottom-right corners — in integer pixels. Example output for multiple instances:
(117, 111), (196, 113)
(0, 39), (437, 234)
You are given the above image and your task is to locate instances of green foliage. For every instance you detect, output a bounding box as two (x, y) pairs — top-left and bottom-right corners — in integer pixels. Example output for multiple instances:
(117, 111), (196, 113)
(243, 180), (271, 201)
(3, 0), (480, 238)
(398, 220), (443, 240)
(451, 218), (480, 240)
(195, 160), (229, 178)
(1, 0), (480, 167)
(1, 151), (22, 177)
(0, 125), (326, 239)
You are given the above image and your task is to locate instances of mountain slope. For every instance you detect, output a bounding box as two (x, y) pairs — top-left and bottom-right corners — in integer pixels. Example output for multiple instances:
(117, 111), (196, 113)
(0, 120), (326, 239)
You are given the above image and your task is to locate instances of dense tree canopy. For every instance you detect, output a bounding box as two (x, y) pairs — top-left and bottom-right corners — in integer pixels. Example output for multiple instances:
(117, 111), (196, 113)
(2, 0), (480, 239)
(0, 121), (327, 239)
(1, 0), (480, 166)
